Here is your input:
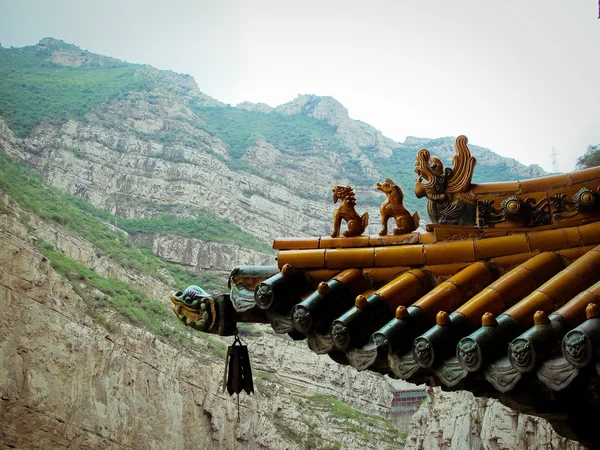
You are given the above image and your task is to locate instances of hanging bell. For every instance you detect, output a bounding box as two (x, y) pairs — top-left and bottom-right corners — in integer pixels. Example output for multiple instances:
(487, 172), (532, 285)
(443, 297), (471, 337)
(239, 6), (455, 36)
(224, 332), (254, 396)
(223, 330), (254, 421)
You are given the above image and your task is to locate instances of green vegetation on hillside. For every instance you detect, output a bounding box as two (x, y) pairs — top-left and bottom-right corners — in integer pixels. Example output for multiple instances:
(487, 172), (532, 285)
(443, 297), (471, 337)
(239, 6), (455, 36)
(577, 145), (600, 169)
(0, 151), (227, 292)
(308, 393), (406, 444)
(191, 104), (345, 159)
(67, 197), (272, 254)
(0, 43), (155, 136)
(37, 240), (228, 358)
(38, 240), (176, 335)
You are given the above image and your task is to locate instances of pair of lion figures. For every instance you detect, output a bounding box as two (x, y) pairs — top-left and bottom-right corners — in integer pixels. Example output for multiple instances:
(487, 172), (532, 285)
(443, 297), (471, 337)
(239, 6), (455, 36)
(331, 178), (420, 238)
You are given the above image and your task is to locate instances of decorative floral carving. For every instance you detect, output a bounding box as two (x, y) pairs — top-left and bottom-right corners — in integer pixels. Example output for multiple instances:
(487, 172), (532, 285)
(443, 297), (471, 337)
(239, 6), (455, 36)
(550, 187), (599, 221)
(525, 197), (552, 226)
(574, 187), (597, 209)
(501, 196), (522, 215)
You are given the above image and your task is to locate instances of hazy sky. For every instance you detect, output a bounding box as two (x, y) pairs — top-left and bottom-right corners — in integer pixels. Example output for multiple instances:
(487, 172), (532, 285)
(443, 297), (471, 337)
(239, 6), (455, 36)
(1, 0), (599, 172)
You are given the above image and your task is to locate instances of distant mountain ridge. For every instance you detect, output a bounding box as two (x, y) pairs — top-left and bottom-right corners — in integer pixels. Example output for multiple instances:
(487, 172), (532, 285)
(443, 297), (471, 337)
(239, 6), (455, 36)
(0, 37), (546, 245)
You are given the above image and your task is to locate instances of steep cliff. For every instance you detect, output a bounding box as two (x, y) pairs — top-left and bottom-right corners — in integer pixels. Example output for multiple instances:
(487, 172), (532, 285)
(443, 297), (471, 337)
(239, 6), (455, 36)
(0, 38), (581, 449)
(405, 389), (584, 450)
(0, 38), (546, 244)
(0, 193), (405, 449)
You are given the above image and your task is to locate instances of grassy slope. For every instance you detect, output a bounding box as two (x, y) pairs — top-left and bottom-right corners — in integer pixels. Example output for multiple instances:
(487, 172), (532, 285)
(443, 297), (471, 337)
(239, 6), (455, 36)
(0, 41), (156, 136)
(0, 151), (227, 293)
(0, 40), (532, 227)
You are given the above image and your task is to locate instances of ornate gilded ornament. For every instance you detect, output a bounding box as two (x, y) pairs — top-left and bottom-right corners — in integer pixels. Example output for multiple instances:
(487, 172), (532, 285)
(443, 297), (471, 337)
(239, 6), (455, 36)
(479, 196), (552, 227)
(501, 196), (522, 215)
(330, 185), (369, 237)
(574, 187), (597, 208)
(170, 285), (217, 332)
(552, 187), (599, 221)
(479, 187), (600, 227)
(414, 135), (477, 225)
(376, 178), (420, 235)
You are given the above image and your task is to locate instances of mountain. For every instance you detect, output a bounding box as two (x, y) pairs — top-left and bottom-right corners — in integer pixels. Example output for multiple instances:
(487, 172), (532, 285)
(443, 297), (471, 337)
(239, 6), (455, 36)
(0, 38), (577, 449)
(0, 38), (546, 246)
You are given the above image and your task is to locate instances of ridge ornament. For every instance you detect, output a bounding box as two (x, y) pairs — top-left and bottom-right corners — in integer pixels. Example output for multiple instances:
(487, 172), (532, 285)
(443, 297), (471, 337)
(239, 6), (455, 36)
(330, 185), (369, 237)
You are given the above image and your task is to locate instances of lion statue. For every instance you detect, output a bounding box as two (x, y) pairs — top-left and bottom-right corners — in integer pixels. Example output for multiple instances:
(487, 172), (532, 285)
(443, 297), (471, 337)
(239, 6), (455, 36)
(331, 185), (369, 238)
(377, 178), (420, 235)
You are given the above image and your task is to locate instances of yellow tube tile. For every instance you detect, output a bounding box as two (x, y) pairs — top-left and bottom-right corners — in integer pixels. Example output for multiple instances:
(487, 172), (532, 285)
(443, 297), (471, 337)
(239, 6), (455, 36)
(377, 270), (426, 308)
(320, 235), (370, 249)
(555, 288), (600, 326)
(306, 270), (341, 284)
(325, 248), (375, 269)
(457, 289), (505, 325)
(520, 174), (571, 193)
(423, 262), (472, 277)
(374, 245), (425, 267)
(489, 267), (538, 304)
(368, 233), (420, 247)
(504, 291), (554, 327)
(471, 181), (521, 195)
(333, 268), (369, 294)
(419, 232), (436, 244)
(277, 249), (325, 269)
(562, 226), (583, 248)
(578, 221), (600, 245)
(562, 248), (600, 282)
(362, 267), (410, 284)
(527, 229), (568, 251)
(537, 271), (584, 307)
(475, 234), (530, 260)
(273, 237), (320, 250)
(558, 245), (595, 262)
(414, 283), (463, 321)
(333, 268), (363, 284)
(519, 252), (564, 285)
(446, 262), (490, 289)
(423, 240), (476, 265)
(490, 252), (537, 268)
(567, 166), (600, 184)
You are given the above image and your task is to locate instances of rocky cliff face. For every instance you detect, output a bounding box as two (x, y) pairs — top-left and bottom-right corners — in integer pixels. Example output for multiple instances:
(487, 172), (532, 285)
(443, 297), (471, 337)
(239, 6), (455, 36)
(0, 193), (404, 449)
(0, 39), (575, 449)
(129, 231), (275, 277)
(0, 39), (546, 245)
(405, 389), (584, 450)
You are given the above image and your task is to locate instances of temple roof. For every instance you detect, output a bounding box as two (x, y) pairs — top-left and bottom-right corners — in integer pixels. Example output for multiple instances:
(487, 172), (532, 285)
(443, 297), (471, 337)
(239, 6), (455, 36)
(229, 223), (600, 394)
(170, 137), (600, 447)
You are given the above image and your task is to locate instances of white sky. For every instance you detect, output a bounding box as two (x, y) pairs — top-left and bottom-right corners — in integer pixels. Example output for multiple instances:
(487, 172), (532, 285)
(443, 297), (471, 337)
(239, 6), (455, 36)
(1, 0), (599, 172)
